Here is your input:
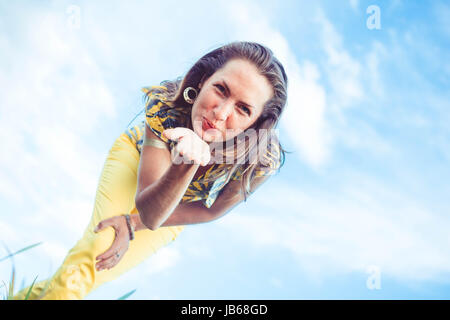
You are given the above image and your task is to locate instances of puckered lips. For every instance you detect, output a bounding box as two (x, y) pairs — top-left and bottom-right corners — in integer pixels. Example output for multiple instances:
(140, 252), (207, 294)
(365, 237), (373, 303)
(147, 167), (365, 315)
(202, 117), (217, 131)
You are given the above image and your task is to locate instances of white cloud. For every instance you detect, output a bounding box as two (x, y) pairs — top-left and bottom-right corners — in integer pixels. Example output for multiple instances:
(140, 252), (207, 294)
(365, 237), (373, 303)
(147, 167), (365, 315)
(33, 125), (100, 194)
(312, 11), (396, 160)
(335, 119), (395, 157)
(40, 241), (70, 269)
(216, 179), (450, 284)
(222, 3), (386, 169)
(349, 0), (359, 11)
(0, 5), (120, 291)
(223, 1), (331, 168)
(204, 3), (450, 287)
(0, 13), (117, 133)
(142, 246), (181, 276)
(26, 196), (93, 237)
(285, 62), (330, 168)
(315, 10), (363, 110)
(0, 5), (116, 209)
(364, 41), (386, 99)
(0, 221), (19, 245)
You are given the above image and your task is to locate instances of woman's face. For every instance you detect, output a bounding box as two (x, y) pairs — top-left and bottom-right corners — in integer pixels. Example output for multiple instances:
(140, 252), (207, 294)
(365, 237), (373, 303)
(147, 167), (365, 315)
(191, 58), (273, 143)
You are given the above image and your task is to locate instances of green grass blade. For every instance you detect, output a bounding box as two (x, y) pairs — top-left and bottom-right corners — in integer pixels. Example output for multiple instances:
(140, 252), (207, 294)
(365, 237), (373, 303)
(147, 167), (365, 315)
(8, 266), (15, 300)
(24, 275), (39, 300)
(117, 289), (136, 300)
(0, 242), (43, 262)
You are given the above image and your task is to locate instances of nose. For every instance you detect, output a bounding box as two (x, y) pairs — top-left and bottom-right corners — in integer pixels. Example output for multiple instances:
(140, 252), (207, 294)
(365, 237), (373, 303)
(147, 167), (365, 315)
(213, 101), (233, 122)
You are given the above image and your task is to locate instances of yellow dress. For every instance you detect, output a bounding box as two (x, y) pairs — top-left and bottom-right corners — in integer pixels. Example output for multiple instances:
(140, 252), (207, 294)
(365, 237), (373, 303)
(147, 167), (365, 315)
(13, 86), (281, 300)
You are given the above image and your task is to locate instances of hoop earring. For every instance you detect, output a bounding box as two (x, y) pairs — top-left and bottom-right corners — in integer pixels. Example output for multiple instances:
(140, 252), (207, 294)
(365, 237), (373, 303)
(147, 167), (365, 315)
(183, 87), (198, 104)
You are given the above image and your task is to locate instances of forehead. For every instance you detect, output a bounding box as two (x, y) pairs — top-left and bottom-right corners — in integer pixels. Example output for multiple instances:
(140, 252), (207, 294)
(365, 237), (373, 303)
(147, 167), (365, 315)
(209, 59), (273, 108)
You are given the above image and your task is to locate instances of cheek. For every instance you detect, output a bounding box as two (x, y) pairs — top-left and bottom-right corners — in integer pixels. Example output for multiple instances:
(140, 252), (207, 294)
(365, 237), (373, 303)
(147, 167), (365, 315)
(223, 124), (244, 140)
(200, 90), (221, 109)
(191, 98), (206, 120)
(191, 104), (199, 118)
(226, 118), (247, 131)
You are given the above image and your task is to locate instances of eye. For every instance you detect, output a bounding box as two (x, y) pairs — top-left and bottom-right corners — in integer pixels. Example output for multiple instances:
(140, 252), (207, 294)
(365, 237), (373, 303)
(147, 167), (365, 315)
(215, 84), (251, 116)
(215, 84), (226, 94)
(239, 105), (251, 115)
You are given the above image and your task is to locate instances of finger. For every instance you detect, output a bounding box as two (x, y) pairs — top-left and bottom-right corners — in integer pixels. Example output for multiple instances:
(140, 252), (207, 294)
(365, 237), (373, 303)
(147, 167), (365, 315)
(176, 139), (198, 161)
(174, 144), (191, 162)
(171, 149), (185, 165)
(103, 254), (122, 270)
(95, 223), (129, 261)
(96, 245), (118, 262)
(98, 260), (117, 271)
(96, 246), (122, 269)
(96, 252), (122, 271)
(94, 218), (113, 233)
(200, 155), (210, 166)
(95, 233), (122, 261)
(95, 231), (121, 262)
(162, 127), (191, 141)
(96, 256), (114, 271)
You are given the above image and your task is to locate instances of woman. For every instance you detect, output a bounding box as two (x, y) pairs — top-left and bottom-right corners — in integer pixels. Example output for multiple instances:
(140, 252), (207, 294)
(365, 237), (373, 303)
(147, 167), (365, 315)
(13, 41), (288, 300)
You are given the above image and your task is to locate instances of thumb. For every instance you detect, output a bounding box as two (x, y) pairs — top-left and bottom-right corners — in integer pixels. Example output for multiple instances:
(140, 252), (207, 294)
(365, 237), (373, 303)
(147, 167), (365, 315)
(94, 219), (112, 233)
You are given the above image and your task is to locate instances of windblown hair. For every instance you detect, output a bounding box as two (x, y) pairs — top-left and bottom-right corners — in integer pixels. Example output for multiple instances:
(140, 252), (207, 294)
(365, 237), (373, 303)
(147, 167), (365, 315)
(142, 41), (289, 201)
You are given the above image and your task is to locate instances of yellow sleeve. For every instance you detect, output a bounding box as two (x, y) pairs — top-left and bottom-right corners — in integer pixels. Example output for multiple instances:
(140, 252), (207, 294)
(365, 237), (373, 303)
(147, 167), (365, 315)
(142, 86), (180, 150)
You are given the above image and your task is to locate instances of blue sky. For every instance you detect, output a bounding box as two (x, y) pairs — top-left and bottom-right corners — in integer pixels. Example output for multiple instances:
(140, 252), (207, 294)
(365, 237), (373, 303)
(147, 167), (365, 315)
(1, 0), (449, 299)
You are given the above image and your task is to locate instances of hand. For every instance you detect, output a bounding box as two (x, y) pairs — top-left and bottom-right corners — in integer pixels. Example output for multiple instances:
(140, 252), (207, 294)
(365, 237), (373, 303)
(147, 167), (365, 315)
(93, 215), (131, 272)
(163, 127), (211, 166)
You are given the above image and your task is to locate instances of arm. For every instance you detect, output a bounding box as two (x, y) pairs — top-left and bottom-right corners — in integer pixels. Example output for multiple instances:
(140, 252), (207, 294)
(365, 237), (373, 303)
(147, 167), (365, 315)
(131, 172), (271, 230)
(207, 174), (270, 220)
(96, 160), (271, 273)
(135, 122), (271, 229)
(135, 161), (200, 230)
(135, 124), (212, 230)
(133, 123), (195, 230)
(131, 200), (216, 231)
(155, 173), (271, 227)
(151, 174), (271, 229)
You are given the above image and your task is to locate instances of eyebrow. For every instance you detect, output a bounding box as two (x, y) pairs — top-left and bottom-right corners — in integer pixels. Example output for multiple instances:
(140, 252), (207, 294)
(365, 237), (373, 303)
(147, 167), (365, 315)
(221, 79), (254, 111)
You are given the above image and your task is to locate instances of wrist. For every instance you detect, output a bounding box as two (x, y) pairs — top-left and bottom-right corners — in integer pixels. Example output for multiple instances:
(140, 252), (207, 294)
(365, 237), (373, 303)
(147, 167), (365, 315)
(131, 212), (146, 232)
(123, 214), (135, 240)
(170, 161), (200, 173)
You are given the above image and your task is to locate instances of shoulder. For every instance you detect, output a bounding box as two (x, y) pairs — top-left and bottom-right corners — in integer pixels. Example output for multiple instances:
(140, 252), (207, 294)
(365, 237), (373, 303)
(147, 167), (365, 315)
(143, 86), (191, 144)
